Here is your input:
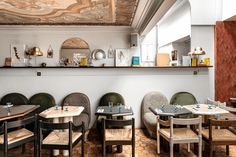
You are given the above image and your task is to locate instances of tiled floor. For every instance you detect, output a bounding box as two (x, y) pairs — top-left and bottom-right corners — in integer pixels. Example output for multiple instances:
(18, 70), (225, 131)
(1, 129), (236, 157)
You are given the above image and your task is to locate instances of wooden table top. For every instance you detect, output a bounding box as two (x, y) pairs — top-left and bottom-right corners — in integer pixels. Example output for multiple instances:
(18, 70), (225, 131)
(184, 104), (229, 115)
(0, 105), (39, 122)
(39, 106), (84, 118)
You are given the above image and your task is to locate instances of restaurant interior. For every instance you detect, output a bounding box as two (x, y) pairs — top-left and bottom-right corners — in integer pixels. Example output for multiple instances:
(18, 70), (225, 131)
(0, 0), (236, 156)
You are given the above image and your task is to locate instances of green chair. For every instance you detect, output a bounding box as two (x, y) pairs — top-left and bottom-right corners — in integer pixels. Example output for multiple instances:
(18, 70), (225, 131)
(1, 93), (28, 105)
(62, 92), (91, 130)
(170, 92), (197, 106)
(99, 92), (125, 107)
(29, 93), (56, 114)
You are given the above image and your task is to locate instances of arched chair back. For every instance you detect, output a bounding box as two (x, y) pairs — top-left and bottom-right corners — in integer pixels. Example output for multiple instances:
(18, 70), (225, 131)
(29, 93), (55, 114)
(170, 92), (197, 106)
(1, 93), (28, 105)
(141, 91), (168, 138)
(99, 92), (125, 107)
(62, 92), (91, 130)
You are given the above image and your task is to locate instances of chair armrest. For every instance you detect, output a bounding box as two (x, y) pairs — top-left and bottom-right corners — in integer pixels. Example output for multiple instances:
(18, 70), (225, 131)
(157, 118), (170, 127)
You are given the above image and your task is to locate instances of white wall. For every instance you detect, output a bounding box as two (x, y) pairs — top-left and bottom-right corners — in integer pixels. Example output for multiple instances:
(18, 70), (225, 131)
(191, 25), (215, 99)
(189, 0), (222, 25)
(0, 26), (212, 128)
(158, 1), (191, 47)
(222, 0), (236, 20)
(0, 26), (131, 67)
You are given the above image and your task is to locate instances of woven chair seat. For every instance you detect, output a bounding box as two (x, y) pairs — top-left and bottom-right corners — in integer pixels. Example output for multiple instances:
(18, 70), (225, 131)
(43, 131), (82, 145)
(202, 128), (236, 141)
(105, 129), (132, 141)
(0, 128), (33, 144)
(159, 128), (198, 140)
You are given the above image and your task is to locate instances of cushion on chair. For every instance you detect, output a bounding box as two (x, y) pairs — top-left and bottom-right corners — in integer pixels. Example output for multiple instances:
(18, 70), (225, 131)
(143, 112), (156, 136)
(1, 93), (28, 105)
(105, 128), (132, 141)
(170, 92), (197, 106)
(43, 130), (82, 145)
(0, 128), (33, 144)
(159, 128), (199, 141)
(202, 128), (236, 141)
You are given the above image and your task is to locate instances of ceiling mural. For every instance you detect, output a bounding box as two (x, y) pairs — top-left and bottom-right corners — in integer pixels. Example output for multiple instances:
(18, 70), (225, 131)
(0, 0), (138, 25)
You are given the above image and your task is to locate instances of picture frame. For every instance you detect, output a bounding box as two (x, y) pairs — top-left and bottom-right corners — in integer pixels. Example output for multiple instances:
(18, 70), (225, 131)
(115, 48), (131, 66)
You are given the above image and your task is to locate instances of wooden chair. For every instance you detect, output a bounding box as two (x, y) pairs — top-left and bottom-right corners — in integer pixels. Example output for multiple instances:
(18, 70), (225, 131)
(202, 118), (236, 157)
(0, 115), (37, 157)
(157, 116), (202, 157)
(38, 120), (85, 157)
(102, 118), (135, 157)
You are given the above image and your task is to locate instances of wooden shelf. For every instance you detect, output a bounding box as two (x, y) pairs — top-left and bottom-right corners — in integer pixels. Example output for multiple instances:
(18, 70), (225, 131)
(0, 66), (213, 69)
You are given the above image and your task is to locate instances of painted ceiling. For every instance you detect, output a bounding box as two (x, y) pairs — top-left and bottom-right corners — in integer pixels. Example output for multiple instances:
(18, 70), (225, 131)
(0, 0), (138, 25)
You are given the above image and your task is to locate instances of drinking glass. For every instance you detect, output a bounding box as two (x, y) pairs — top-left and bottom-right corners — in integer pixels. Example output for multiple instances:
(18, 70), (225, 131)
(108, 102), (113, 112)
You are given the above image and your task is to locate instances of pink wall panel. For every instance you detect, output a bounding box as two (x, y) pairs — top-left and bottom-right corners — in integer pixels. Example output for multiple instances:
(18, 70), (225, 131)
(215, 21), (236, 106)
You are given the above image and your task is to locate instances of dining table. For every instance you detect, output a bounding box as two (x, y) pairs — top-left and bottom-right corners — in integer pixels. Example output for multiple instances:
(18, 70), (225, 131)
(0, 104), (39, 122)
(39, 105), (84, 156)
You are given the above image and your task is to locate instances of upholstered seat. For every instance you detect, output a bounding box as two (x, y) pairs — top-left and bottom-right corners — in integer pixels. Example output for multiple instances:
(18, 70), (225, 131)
(105, 129), (132, 141)
(159, 128), (199, 142)
(0, 128), (33, 144)
(62, 92), (91, 130)
(141, 91), (168, 138)
(43, 131), (82, 145)
(1, 93), (28, 105)
(202, 128), (236, 141)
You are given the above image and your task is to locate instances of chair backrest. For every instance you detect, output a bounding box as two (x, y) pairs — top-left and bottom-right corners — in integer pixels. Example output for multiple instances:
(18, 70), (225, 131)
(170, 92), (197, 106)
(141, 91), (168, 114)
(99, 92), (125, 107)
(29, 93), (55, 113)
(38, 120), (84, 145)
(62, 92), (91, 117)
(1, 93), (28, 105)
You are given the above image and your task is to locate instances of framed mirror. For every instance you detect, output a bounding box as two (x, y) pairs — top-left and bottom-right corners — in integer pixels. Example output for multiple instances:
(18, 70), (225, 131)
(60, 37), (90, 66)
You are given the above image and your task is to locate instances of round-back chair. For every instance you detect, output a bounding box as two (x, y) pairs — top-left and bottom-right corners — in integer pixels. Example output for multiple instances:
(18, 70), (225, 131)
(1, 93), (28, 105)
(99, 92), (125, 107)
(141, 91), (168, 138)
(62, 92), (91, 130)
(29, 93), (56, 114)
(170, 92), (197, 106)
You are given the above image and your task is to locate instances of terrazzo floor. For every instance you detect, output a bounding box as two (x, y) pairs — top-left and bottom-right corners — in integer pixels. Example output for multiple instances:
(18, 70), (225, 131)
(1, 129), (236, 157)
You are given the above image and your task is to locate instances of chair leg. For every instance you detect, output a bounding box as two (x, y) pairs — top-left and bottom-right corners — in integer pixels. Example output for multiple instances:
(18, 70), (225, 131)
(170, 142), (173, 157)
(69, 148), (72, 157)
(157, 133), (160, 154)
(226, 145), (229, 155)
(34, 140), (37, 157)
(21, 144), (25, 154)
(81, 140), (84, 157)
(102, 143), (106, 157)
(198, 140), (202, 157)
(132, 142), (135, 157)
(187, 143), (190, 152)
(209, 144), (213, 157)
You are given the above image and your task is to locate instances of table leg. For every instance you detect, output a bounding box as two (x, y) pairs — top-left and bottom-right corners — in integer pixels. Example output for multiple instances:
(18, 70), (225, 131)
(53, 118), (60, 156)
(63, 116), (73, 156)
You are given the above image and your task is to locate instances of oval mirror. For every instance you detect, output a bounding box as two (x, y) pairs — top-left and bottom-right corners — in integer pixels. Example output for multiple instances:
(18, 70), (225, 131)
(60, 37), (90, 66)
